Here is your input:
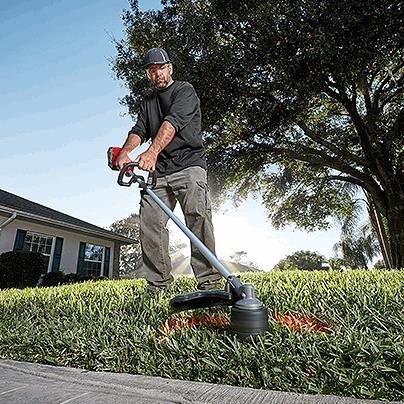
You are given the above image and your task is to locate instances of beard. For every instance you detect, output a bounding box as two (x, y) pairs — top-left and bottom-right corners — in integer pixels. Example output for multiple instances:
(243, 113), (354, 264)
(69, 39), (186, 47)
(151, 72), (174, 90)
(153, 77), (170, 89)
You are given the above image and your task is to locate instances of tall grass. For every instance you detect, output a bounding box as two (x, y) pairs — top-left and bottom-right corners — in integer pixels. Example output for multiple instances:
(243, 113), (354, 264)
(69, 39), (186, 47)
(0, 271), (403, 401)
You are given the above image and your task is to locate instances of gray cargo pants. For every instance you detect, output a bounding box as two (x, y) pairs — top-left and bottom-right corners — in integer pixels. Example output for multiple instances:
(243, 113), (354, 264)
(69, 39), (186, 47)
(139, 166), (221, 291)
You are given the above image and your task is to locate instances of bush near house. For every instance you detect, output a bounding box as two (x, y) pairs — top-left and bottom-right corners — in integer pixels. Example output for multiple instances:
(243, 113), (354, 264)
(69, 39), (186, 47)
(0, 251), (45, 289)
(38, 272), (108, 287)
(0, 271), (403, 401)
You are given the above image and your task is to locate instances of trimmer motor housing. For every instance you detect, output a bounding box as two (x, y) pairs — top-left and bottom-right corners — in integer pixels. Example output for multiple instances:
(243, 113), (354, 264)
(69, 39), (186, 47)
(107, 147), (134, 177)
(107, 147), (121, 170)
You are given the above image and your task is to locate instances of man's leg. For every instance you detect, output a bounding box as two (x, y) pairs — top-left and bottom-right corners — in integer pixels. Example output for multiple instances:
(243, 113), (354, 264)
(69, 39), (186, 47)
(139, 176), (177, 291)
(167, 167), (222, 290)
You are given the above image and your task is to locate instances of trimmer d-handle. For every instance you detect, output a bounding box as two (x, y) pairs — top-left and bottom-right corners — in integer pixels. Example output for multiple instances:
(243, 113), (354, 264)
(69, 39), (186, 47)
(117, 162), (157, 189)
(107, 147), (157, 189)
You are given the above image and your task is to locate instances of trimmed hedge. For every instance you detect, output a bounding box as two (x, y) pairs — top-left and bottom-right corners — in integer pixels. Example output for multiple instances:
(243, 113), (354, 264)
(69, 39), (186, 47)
(0, 251), (45, 289)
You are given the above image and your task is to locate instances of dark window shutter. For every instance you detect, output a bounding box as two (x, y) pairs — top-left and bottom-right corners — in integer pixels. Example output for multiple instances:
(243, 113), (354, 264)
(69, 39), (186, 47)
(51, 237), (64, 272)
(13, 229), (27, 251)
(77, 242), (86, 274)
(103, 247), (111, 277)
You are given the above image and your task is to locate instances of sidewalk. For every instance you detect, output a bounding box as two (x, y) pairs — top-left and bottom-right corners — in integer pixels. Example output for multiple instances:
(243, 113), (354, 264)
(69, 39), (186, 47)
(0, 359), (402, 404)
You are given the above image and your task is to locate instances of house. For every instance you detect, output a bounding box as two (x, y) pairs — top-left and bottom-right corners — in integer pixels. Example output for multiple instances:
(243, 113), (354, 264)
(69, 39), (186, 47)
(0, 189), (135, 278)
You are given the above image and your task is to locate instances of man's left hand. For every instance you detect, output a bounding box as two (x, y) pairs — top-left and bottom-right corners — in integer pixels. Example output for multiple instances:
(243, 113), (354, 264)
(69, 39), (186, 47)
(135, 148), (158, 172)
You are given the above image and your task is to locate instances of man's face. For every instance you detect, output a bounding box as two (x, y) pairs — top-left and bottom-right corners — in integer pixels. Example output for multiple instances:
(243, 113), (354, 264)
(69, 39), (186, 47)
(146, 63), (173, 90)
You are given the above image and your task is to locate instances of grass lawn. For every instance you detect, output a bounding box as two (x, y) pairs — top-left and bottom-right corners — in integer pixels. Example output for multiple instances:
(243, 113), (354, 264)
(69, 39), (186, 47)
(0, 270), (403, 401)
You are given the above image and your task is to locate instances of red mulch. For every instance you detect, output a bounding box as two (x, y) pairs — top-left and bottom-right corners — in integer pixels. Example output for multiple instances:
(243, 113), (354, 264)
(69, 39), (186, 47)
(159, 311), (333, 336)
(273, 311), (333, 334)
(159, 314), (230, 336)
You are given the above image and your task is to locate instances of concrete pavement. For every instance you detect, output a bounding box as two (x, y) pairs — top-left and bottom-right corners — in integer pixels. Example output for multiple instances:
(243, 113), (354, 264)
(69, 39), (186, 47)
(0, 359), (402, 404)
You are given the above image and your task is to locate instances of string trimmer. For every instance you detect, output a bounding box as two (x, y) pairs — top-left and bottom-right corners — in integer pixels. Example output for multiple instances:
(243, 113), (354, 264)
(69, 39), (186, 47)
(108, 147), (268, 338)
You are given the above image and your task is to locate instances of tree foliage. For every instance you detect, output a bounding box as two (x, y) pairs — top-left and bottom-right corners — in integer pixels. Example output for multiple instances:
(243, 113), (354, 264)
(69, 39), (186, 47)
(272, 250), (325, 271)
(229, 250), (259, 270)
(109, 213), (141, 277)
(333, 224), (380, 270)
(109, 213), (190, 277)
(332, 198), (381, 269)
(112, 0), (404, 267)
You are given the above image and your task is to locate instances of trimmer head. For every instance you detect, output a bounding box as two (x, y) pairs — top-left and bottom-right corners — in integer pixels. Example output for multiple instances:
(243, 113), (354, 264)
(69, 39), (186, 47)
(169, 282), (268, 339)
(230, 284), (268, 339)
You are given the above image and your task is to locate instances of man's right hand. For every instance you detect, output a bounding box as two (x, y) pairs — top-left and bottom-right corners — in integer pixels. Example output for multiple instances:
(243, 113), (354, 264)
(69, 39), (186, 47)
(115, 151), (132, 170)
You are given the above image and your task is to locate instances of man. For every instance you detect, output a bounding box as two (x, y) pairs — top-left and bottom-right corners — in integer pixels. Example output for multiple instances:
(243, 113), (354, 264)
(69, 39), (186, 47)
(115, 47), (221, 292)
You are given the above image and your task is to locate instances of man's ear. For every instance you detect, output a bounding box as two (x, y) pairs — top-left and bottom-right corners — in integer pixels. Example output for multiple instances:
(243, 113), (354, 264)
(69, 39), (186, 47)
(146, 70), (151, 80)
(169, 63), (173, 75)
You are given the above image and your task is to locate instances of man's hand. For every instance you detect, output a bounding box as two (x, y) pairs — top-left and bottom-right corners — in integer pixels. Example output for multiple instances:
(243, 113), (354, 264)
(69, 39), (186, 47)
(135, 148), (158, 172)
(115, 151), (132, 170)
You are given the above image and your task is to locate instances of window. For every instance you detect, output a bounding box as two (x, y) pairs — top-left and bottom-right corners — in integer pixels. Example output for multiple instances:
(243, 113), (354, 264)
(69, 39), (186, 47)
(77, 242), (110, 277)
(23, 231), (54, 272)
(83, 243), (104, 276)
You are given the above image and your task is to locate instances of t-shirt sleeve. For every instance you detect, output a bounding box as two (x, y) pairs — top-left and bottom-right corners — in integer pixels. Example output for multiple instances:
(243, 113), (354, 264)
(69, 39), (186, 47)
(164, 84), (199, 132)
(128, 100), (149, 143)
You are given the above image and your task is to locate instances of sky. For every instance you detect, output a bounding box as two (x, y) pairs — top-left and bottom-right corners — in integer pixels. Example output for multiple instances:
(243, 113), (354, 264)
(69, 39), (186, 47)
(0, 0), (343, 271)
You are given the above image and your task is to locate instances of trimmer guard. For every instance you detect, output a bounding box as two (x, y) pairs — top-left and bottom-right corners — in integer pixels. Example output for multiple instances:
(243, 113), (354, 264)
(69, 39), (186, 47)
(170, 289), (235, 312)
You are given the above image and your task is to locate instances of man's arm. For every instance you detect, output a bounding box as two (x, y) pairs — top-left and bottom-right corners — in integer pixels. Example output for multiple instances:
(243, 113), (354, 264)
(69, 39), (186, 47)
(116, 133), (142, 169)
(135, 120), (176, 171)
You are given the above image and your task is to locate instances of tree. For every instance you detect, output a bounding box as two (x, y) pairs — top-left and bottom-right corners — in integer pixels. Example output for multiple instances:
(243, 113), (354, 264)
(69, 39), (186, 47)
(109, 213), (141, 277)
(373, 259), (386, 270)
(273, 250), (326, 271)
(112, 0), (404, 267)
(333, 223), (380, 269)
(109, 213), (190, 277)
(229, 250), (259, 270)
(332, 197), (381, 269)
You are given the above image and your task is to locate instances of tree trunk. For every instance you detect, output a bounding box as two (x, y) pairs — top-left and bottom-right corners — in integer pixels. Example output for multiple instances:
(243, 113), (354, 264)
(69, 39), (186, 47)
(371, 155), (404, 269)
(366, 193), (392, 269)
(385, 198), (404, 269)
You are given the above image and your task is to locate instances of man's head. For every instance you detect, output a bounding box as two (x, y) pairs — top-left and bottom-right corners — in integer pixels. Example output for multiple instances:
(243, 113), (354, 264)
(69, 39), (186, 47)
(144, 48), (173, 90)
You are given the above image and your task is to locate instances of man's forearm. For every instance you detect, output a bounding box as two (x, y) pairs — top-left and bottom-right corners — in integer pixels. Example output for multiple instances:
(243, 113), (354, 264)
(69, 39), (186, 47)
(149, 120), (176, 154)
(134, 121), (176, 171)
(121, 133), (142, 154)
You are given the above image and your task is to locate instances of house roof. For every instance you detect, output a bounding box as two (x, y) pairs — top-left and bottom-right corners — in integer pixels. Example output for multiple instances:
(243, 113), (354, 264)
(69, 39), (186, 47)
(0, 189), (135, 244)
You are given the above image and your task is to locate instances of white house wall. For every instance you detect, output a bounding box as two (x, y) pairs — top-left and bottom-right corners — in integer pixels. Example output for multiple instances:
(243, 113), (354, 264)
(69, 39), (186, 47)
(0, 214), (114, 278)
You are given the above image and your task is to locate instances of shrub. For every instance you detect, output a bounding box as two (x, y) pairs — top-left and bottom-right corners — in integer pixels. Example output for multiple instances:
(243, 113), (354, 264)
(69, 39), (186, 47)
(328, 258), (346, 271)
(373, 259), (386, 270)
(38, 272), (109, 287)
(0, 251), (45, 289)
(62, 273), (81, 284)
(38, 271), (65, 287)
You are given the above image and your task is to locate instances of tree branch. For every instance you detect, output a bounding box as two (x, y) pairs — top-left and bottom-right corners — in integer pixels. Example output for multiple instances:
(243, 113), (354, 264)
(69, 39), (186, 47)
(296, 121), (368, 168)
(386, 106), (404, 150)
(325, 85), (378, 161)
(377, 72), (404, 112)
(359, 73), (373, 118)
(325, 174), (367, 189)
(373, 60), (404, 106)
(257, 142), (385, 208)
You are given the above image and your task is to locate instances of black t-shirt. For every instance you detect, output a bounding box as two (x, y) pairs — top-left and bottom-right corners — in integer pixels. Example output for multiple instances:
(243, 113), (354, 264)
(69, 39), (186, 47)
(129, 81), (207, 176)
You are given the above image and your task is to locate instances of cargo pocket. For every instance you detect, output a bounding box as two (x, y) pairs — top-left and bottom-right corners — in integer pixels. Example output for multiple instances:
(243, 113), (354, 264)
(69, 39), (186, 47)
(196, 180), (212, 215)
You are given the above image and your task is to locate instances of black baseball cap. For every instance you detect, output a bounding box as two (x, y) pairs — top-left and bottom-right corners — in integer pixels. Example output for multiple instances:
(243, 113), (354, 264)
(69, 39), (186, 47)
(143, 48), (171, 67)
